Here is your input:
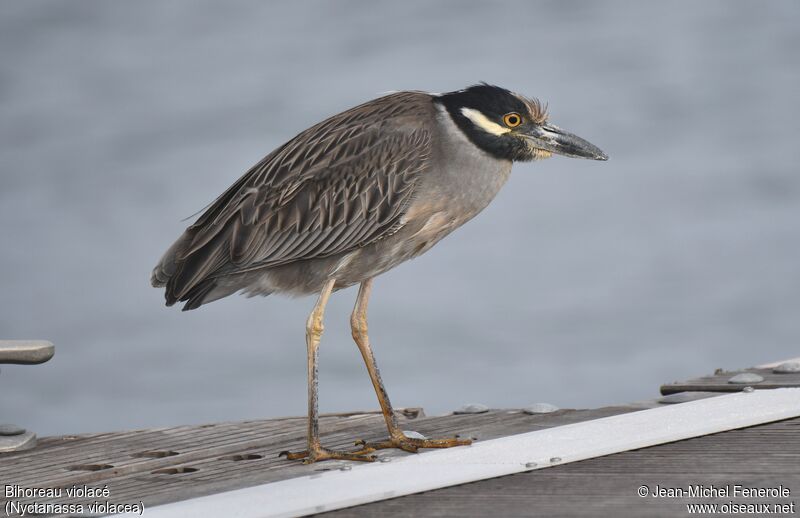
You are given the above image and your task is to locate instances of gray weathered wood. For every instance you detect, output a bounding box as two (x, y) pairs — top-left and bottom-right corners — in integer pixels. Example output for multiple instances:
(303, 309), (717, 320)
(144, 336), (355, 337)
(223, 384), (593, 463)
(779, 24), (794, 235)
(2, 360), (796, 517)
(324, 418), (800, 517)
(660, 368), (800, 395)
(0, 406), (640, 515)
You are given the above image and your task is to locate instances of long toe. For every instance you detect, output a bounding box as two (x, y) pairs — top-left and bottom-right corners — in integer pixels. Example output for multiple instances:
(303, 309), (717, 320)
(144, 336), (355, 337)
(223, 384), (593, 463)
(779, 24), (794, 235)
(280, 446), (377, 464)
(279, 449), (310, 461)
(356, 434), (472, 453)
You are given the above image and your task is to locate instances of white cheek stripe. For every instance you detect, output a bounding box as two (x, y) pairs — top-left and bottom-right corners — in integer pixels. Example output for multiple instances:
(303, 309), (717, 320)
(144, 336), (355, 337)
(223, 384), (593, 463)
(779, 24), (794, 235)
(460, 107), (510, 136)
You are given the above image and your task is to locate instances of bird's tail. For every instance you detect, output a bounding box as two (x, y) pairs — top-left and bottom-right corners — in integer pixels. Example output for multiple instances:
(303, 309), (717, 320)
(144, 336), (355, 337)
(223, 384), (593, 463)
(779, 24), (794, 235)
(150, 232), (190, 289)
(151, 229), (229, 310)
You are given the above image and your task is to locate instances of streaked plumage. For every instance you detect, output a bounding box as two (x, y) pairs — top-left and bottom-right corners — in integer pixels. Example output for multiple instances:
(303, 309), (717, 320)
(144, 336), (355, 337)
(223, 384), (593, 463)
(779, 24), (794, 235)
(152, 84), (607, 463)
(153, 92), (434, 308)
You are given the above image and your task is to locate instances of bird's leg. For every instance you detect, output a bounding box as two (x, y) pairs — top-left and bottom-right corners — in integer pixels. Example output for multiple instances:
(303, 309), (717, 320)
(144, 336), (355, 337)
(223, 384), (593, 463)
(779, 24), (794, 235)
(280, 279), (376, 463)
(351, 279), (472, 453)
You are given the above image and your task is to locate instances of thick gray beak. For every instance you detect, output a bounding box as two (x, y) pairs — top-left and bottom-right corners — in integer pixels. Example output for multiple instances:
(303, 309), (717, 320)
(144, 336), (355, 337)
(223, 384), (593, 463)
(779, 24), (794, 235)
(523, 123), (608, 161)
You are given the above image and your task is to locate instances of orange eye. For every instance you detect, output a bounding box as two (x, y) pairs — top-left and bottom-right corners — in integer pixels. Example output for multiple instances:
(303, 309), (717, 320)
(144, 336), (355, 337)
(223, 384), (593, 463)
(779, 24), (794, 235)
(503, 112), (522, 128)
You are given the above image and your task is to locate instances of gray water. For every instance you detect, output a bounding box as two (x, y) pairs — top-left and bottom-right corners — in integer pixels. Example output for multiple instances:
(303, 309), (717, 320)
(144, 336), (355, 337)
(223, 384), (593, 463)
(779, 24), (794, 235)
(1, 1), (798, 436)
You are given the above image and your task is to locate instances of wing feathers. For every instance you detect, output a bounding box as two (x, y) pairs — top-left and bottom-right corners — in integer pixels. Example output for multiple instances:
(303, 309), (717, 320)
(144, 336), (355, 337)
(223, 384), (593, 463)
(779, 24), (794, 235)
(159, 92), (434, 306)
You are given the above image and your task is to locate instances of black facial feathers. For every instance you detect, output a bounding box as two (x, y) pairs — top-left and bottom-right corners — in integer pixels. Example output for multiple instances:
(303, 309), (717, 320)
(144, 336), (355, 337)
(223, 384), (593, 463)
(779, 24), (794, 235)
(438, 84), (530, 120)
(435, 84), (546, 161)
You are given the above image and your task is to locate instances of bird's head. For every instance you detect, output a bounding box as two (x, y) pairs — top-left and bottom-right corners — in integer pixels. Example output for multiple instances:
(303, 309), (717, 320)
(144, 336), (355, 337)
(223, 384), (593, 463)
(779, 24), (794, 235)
(437, 83), (607, 162)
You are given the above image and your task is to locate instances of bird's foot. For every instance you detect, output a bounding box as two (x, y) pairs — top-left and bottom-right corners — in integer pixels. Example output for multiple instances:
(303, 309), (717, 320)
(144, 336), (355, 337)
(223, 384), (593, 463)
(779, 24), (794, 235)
(279, 444), (377, 464)
(355, 432), (472, 453)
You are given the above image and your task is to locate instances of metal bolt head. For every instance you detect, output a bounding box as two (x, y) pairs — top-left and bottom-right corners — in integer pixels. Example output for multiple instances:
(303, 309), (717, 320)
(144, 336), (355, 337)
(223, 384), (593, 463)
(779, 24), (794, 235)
(454, 404), (489, 415)
(339, 465), (352, 471)
(549, 456), (562, 463)
(379, 457), (392, 463)
(742, 386), (755, 393)
(773, 361), (800, 374)
(0, 424), (26, 436)
(523, 403), (559, 414)
(728, 372), (764, 384)
(525, 462), (538, 469)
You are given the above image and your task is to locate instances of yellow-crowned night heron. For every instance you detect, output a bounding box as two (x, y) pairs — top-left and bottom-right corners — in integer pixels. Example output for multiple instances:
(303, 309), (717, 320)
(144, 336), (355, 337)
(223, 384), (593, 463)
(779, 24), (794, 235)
(152, 84), (607, 463)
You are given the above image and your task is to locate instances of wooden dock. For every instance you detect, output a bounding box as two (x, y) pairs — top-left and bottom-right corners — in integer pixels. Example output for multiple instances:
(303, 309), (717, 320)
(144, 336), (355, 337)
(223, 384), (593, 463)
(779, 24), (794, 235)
(2, 360), (799, 517)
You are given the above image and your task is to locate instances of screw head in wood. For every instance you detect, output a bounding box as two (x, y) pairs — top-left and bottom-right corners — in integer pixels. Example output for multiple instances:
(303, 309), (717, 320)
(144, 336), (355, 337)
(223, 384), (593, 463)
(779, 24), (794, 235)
(0, 424), (25, 436)
(728, 372), (764, 384)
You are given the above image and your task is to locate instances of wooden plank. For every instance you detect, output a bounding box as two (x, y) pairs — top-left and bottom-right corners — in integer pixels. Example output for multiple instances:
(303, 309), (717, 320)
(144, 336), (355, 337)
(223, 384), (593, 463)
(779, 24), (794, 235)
(138, 388), (800, 518)
(660, 367), (800, 395)
(2, 407), (640, 515)
(324, 418), (800, 517)
(2, 359), (793, 517)
(757, 357), (800, 369)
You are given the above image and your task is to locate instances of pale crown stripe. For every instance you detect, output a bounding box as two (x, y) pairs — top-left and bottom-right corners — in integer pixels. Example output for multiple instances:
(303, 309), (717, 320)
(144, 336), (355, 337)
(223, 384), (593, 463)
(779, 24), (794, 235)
(460, 108), (510, 136)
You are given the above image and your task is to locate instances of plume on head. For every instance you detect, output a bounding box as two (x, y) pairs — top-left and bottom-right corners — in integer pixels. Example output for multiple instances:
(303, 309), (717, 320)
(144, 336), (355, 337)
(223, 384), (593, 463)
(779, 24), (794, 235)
(511, 91), (548, 125)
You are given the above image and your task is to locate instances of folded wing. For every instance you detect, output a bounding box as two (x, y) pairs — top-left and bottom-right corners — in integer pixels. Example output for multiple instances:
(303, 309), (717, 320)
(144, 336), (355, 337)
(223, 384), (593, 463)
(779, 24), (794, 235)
(152, 92), (433, 309)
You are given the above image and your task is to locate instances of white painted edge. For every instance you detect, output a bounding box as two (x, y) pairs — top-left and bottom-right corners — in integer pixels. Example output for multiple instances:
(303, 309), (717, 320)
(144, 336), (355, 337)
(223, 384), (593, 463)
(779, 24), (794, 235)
(135, 388), (800, 518)
(756, 356), (800, 369)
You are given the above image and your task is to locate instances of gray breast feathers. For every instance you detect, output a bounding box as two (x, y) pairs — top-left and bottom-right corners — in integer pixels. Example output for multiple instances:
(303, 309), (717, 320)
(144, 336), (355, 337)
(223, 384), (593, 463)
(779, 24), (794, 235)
(154, 92), (434, 308)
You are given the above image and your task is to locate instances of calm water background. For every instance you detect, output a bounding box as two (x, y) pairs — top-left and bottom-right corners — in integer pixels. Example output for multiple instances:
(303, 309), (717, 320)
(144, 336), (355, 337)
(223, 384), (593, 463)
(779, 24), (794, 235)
(1, 1), (798, 436)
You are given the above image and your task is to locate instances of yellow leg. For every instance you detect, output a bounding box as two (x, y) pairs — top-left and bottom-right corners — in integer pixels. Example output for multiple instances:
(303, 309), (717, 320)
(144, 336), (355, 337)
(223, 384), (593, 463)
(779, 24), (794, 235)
(280, 279), (376, 463)
(351, 279), (472, 453)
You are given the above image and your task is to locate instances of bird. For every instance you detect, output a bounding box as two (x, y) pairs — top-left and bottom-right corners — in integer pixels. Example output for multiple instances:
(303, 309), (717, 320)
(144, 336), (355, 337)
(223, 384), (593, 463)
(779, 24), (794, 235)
(151, 83), (607, 463)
